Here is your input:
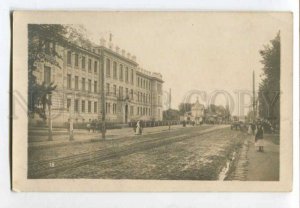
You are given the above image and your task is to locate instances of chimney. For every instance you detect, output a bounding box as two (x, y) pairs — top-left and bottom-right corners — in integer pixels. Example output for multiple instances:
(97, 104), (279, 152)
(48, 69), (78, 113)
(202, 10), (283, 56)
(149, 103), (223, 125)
(115, 46), (120, 53)
(132, 55), (136, 61)
(100, 38), (106, 47)
(121, 49), (126, 56)
(127, 52), (131, 59)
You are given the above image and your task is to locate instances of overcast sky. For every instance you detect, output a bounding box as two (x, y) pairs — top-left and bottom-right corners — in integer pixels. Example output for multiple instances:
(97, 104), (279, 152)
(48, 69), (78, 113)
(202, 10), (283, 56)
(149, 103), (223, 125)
(76, 12), (290, 115)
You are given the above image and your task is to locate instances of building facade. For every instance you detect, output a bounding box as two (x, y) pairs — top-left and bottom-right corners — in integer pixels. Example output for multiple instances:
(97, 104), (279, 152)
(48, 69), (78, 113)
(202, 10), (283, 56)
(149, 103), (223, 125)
(30, 30), (163, 127)
(180, 98), (205, 124)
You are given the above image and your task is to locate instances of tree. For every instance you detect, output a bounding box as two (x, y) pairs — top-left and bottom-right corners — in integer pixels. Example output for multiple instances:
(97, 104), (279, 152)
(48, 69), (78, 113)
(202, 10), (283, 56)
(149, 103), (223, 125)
(178, 103), (192, 115)
(163, 109), (180, 120)
(28, 24), (67, 120)
(258, 31), (280, 124)
(28, 24), (91, 120)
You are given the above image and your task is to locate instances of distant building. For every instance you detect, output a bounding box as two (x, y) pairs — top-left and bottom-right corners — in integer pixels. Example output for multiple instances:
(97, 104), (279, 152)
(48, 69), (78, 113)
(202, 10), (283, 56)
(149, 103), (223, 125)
(29, 27), (163, 126)
(181, 98), (205, 124)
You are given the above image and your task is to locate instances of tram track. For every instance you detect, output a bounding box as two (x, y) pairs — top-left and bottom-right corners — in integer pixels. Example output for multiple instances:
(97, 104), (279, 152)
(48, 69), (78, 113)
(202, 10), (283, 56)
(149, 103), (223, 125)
(28, 125), (227, 178)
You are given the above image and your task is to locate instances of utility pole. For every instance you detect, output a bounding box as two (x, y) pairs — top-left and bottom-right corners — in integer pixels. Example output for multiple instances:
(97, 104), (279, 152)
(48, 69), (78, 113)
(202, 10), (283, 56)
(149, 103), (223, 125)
(100, 50), (106, 139)
(252, 70), (256, 122)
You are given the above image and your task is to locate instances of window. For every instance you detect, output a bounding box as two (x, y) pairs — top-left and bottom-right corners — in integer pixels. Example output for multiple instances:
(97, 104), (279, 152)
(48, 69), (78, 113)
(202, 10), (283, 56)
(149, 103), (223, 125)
(137, 92), (140, 102)
(94, 81), (97, 93)
(94, 61), (98, 73)
(119, 86), (123, 98)
(67, 51), (72, 65)
(81, 100), (85, 113)
(75, 76), (79, 90)
(74, 99), (79, 113)
(67, 74), (71, 89)
(88, 59), (92, 72)
(131, 69), (134, 84)
(125, 88), (128, 98)
(106, 58), (111, 77)
(44, 66), (51, 85)
(82, 78), (86, 91)
(67, 99), (71, 111)
(125, 67), (128, 83)
(130, 89), (134, 100)
(113, 61), (117, 79)
(106, 102), (111, 114)
(94, 102), (97, 113)
(88, 101), (91, 113)
(130, 106), (134, 115)
(157, 83), (162, 93)
(113, 85), (117, 96)
(137, 77), (140, 87)
(88, 79), (92, 92)
(75, 54), (79, 67)
(119, 64), (123, 80)
(113, 103), (117, 114)
(82, 56), (86, 69)
(106, 83), (110, 95)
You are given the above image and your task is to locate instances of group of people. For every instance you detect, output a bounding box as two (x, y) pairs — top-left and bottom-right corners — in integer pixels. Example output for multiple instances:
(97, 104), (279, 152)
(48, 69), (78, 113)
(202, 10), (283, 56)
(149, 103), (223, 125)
(247, 121), (265, 152)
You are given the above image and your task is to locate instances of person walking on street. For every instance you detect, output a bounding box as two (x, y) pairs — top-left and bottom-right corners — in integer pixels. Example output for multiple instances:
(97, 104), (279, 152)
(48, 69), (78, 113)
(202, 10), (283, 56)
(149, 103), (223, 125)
(135, 120), (141, 135)
(255, 122), (264, 152)
(247, 123), (253, 135)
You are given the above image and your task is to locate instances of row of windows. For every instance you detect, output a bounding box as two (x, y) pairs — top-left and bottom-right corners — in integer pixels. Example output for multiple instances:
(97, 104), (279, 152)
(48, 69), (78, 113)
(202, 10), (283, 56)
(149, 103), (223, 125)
(137, 76), (151, 90)
(105, 103), (150, 116)
(137, 107), (151, 116)
(67, 99), (98, 114)
(67, 51), (99, 74)
(106, 83), (134, 100)
(106, 58), (134, 85)
(137, 92), (151, 104)
(67, 74), (98, 93)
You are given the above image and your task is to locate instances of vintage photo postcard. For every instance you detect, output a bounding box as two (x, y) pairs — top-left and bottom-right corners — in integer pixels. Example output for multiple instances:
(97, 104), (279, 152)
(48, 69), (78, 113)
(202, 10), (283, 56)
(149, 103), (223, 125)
(12, 11), (293, 192)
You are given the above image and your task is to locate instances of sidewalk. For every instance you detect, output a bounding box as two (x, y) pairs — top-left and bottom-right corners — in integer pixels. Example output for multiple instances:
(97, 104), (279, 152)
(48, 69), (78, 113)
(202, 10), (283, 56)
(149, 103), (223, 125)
(246, 134), (280, 181)
(28, 124), (193, 149)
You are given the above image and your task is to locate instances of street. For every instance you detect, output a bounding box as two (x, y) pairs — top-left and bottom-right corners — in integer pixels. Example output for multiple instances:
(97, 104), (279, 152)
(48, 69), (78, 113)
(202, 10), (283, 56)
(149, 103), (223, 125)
(29, 125), (247, 179)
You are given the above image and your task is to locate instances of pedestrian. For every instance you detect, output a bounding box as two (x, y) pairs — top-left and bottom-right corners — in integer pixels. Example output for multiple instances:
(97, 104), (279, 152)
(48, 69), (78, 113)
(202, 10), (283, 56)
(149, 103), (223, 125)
(247, 123), (253, 135)
(86, 122), (91, 132)
(135, 120), (141, 135)
(255, 122), (264, 152)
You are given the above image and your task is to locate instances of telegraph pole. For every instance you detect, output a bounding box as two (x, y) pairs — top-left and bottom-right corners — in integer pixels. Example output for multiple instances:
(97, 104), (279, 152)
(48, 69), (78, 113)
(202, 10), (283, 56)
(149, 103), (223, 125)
(100, 50), (106, 139)
(252, 70), (256, 121)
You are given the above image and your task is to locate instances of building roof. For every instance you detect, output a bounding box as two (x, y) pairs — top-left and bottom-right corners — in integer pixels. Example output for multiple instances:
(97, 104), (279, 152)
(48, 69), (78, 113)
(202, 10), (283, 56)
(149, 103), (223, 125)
(192, 98), (204, 110)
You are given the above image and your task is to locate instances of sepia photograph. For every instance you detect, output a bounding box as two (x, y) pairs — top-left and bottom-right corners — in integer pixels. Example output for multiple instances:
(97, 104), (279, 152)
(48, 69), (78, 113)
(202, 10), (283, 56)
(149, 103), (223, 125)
(12, 11), (293, 191)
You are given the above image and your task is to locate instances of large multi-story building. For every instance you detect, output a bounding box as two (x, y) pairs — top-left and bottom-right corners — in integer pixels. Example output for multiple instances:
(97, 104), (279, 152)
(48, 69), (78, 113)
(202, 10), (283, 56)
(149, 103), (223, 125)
(30, 28), (163, 126)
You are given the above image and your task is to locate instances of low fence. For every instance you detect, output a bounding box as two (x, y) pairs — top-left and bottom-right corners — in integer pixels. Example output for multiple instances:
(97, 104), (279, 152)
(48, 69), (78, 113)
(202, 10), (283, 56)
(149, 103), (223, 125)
(128, 120), (181, 128)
